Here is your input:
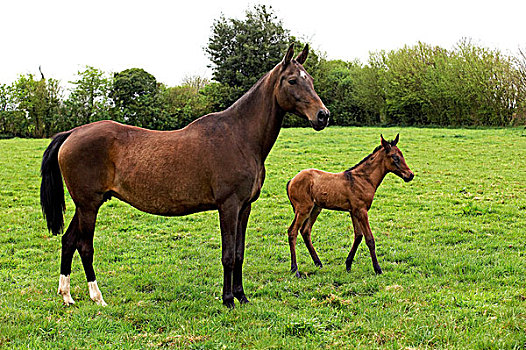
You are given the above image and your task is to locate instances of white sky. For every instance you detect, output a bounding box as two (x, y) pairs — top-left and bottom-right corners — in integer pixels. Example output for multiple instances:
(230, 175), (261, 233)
(1, 0), (525, 88)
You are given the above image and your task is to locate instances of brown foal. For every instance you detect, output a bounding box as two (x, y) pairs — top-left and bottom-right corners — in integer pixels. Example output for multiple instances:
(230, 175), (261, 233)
(286, 134), (414, 277)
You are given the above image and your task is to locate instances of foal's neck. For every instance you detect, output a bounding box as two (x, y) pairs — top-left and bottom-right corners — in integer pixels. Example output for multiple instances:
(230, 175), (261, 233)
(350, 151), (388, 191)
(227, 68), (285, 162)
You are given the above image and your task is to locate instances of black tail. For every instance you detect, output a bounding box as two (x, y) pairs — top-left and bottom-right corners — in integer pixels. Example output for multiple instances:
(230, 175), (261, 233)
(40, 131), (72, 235)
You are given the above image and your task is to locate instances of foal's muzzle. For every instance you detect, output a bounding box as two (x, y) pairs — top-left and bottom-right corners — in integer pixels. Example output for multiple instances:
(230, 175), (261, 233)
(403, 172), (415, 182)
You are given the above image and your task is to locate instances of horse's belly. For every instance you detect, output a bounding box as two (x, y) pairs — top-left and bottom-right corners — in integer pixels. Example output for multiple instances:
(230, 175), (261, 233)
(113, 190), (217, 216)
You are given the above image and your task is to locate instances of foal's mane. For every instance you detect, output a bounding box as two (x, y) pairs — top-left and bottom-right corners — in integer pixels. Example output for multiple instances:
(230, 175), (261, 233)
(344, 139), (397, 183)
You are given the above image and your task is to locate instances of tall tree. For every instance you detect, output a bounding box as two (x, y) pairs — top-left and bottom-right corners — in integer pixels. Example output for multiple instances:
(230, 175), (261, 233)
(11, 73), (62, 137)
(65, 66), (112, 127)
(110, 68), (165, 129)
(205, 5), (290, 94)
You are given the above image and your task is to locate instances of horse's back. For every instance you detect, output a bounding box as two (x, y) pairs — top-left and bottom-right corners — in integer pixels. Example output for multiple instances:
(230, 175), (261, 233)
(56, 119), (248, 215)
(290, 168), (350, 211)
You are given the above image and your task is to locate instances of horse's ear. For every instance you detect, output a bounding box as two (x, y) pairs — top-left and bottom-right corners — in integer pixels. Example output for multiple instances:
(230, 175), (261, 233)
(282, 43), (295, 67)
(392, 133), (399, 146)
(296, 44), (309, 65)
(381, 134), (391, 151)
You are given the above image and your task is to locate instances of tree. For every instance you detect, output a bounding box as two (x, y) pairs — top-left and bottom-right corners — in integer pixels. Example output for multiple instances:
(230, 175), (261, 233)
(11, 73), (62, 137)
(205, 4), (290, 96)
(110, 68), (166, 129)
(65, 66), (112, 128)
(0, 83), (18, 137)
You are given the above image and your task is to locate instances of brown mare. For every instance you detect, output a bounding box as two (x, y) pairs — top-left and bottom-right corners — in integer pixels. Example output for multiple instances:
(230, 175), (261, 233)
(286, 134), (413, 277)
(40, 44), (329, 308)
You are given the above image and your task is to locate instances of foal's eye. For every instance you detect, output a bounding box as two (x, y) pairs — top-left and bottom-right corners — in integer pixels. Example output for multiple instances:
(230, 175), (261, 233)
(392, 155), (400, 163)
(288, 79), (297, 85)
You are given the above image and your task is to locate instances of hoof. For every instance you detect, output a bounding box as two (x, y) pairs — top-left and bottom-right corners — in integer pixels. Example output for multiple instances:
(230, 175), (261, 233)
(223, 299), (235, 309)
(294, 270), (303, 278)
(61, 294), (75, 306)
(88, 281), (107, 306)
(346, 265), (352, 273)
(374, 268), (383, 275)
(234, 292), (250, 305)
(314, 261), (323, 268)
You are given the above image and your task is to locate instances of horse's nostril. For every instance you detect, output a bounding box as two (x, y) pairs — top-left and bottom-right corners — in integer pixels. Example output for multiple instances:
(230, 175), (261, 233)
(317, 110), (328, 122)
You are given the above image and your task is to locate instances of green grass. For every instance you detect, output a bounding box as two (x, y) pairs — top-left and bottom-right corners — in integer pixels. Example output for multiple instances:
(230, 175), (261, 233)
(1, 127), (525, 349)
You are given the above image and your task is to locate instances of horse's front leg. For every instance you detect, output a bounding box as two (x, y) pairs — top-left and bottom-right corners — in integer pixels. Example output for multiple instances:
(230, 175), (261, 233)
(356, 209), (382, 274)
(300, 205), (323, 268)
(218, 199), (241, 308)
(233, 203), (251, 304)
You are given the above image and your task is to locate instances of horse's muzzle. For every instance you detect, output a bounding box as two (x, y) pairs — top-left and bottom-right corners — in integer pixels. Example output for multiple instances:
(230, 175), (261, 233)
(312, 109), (330, 131)
(403, 172), (414, 182)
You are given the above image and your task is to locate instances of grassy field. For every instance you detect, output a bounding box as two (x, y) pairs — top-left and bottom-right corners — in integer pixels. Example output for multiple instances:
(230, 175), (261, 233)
(0, 126), (525, 349)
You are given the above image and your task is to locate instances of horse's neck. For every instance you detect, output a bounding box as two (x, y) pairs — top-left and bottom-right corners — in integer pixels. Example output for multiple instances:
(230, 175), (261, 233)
(352, 153), (387, 191)
(227, 70), (285, 162)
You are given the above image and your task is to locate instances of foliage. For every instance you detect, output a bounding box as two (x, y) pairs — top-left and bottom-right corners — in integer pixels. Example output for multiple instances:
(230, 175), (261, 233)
(9, 74), (62, 137)
(205, 4), (290, 99)
(161, 84), (211, 129)
(1, 127), (525, 348)
(110, 68), (166, 129)
(1, 38), (526, 137)
(62, 66), (113, 129)
(308, 59), (382, 127)
(373, 41), (523, 126)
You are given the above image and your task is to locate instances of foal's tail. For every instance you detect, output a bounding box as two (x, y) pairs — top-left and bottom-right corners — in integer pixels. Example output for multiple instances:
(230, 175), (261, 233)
(40, 131), (73, 235)
(286, 180), (295, 213)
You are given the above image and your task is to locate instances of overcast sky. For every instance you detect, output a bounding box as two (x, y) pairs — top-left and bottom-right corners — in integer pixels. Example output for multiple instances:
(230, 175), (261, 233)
(1, 0), (525, 88)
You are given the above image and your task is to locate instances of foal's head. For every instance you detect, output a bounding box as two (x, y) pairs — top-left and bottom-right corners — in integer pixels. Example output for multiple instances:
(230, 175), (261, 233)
(380, 134), (414, 182)
(274, 44), (330, 131)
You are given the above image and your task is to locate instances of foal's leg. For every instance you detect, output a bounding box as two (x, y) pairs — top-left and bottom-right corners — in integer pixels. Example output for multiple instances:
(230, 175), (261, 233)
(58, 211), (79, 305)
(356, 209), (382, 274)
(76, 206), (107, 305)
(300, 205), (323, 268)
(233, 203), (251, 304)
(288, 209), (311, 277)
(345, 213), (363, 272)
(218, 198), (241, 308)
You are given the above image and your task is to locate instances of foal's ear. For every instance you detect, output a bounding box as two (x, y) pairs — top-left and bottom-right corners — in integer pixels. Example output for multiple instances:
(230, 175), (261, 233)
(282, 43), (295, 67)
(392, 133), (400, 146)
(296, 44), (309, 65)
(381, 134), (391, 151)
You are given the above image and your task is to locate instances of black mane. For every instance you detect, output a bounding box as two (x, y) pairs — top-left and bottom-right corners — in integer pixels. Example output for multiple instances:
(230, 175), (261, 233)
(344, 139), (397, 184)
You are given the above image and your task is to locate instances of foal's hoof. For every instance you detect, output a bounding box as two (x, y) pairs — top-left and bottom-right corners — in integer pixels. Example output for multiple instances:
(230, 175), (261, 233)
(374, 268), (383, 275)
(346, 264), (352, 273)
(314, 261), (323, 268)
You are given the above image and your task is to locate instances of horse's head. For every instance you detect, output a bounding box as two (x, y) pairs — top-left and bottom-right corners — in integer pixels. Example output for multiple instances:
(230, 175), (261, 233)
(274, 44), (330, 131)
(380, 134), (414, 182)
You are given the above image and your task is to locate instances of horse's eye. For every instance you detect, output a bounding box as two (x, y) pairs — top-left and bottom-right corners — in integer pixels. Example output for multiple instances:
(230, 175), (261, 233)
(392, 155), (400, 163)
(288, 79), (297, 85)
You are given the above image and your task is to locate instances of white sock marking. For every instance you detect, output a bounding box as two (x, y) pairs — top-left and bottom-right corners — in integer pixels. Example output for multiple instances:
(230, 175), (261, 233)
(57, 274), (75, 305)
(88, 281), (107, 306)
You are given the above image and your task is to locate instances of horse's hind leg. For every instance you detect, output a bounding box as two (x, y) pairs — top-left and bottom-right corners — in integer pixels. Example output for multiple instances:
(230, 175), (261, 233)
(58, 211), (79, 305)
(300, 205), (323, 268)
(76, 205), (107, 306)
(345, 213), (363, 272)
(288, 209), (310, 277)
